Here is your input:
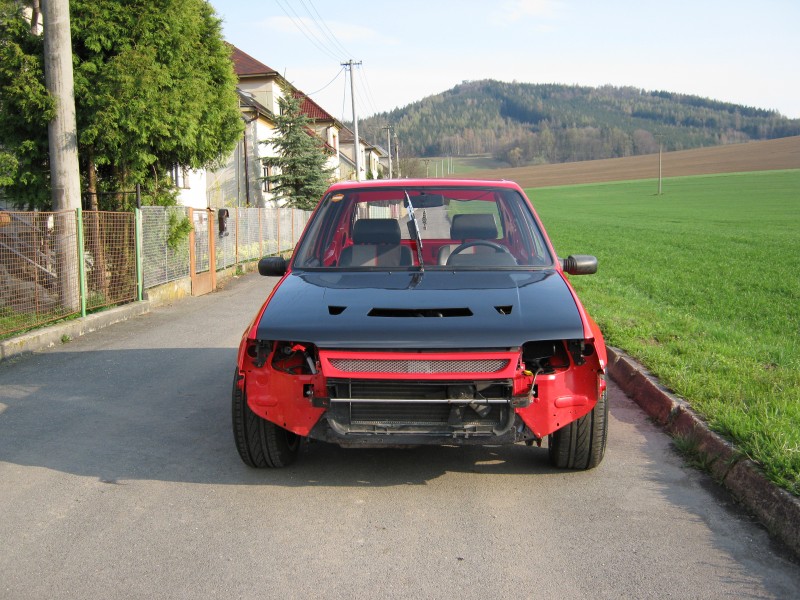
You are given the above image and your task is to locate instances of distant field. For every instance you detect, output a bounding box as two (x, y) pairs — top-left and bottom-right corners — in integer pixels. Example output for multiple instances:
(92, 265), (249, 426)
(423, 155), (511, 175)
(532, 170), (800, 495)
(457, 136), (800, 186)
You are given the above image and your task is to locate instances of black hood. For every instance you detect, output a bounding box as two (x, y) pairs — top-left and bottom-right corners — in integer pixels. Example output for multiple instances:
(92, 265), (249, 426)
(256, 270), (584, 349)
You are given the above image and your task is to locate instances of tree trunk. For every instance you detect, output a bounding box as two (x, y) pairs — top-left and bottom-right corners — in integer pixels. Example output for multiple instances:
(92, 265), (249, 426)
(29, 0), (42, 34)
(86, 151), (109, 301)
(43, 0), (81, 311)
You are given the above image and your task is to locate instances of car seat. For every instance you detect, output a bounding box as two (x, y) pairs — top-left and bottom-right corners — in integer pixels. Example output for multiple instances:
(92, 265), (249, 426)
(438, 214), (517, 267)
(339, 219), (414, 267)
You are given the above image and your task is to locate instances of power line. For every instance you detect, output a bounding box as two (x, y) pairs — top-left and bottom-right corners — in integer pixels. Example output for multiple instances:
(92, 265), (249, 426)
(299, 0), (352, 59)
(273, 0), (341, 62)
(357, 63), (382, 117)
(305, 65), (346, 97)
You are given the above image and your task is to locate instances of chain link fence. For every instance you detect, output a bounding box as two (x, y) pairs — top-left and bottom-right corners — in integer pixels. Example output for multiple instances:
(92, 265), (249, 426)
(215, 207), (311, 270)
(1, 205), (311, 338)
(83, 210), (137, 311)
(141, 206), (191, 289)
(0, 210), (79, 335)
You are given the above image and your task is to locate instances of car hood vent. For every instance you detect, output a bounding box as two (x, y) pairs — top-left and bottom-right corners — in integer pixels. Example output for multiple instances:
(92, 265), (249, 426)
(368, 307), (472, 318)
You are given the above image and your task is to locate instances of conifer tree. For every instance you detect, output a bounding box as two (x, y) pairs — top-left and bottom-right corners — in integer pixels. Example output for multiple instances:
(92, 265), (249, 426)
(0, 0), (242, 209)
(261, 90), (333, 211)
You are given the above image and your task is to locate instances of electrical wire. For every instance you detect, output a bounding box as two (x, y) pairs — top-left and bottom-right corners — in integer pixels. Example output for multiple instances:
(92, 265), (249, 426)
(272, 0), (375, 124)
(299, 0), (353, 59)
(357, 63), (382, 117)
(306, 66), (346, 97)
(273, 0), (341, 62)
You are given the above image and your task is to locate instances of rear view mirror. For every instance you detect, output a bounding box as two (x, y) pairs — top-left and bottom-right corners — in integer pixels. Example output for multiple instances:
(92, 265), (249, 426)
(560, 255), (598, 275)
(258, 256), (287, 276)
(405, 193), (445, 209)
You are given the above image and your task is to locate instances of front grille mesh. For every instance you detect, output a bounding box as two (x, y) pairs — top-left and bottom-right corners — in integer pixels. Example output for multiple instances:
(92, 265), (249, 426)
(329, 358), (508, 374)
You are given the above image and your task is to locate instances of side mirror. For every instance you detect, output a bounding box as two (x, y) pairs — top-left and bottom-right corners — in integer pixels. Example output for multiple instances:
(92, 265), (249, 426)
(560, 254), (598, 275)
(258, 256), (287, 276)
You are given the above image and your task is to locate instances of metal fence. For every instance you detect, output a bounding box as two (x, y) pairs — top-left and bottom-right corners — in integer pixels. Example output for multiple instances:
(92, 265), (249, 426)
(0, 210), (80, 334)
(141, 206), (191, 289)
(215, 207), (312, 270)
(1, 205), (311, 338)
(83, 210), (137, 311)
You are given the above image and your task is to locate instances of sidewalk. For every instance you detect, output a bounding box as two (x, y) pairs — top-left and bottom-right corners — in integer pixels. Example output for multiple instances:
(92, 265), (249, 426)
(1, 301), (151, 361)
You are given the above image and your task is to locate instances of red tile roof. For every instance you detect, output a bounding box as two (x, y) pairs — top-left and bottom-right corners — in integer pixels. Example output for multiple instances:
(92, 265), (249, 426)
(229, 45), (279, 78)
(294, 91), (334, 122)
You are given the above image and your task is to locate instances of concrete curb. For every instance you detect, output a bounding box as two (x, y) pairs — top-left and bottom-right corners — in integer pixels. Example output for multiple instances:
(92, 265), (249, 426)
(0, 301), (151, 362)
(606, 346), (800, 559)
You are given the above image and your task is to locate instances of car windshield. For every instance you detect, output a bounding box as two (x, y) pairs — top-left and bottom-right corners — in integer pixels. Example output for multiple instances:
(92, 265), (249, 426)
(291, 184), (554, 270)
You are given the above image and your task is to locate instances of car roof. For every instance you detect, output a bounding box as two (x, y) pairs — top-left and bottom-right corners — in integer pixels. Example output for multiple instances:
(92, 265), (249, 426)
(324, 179), (525, 193)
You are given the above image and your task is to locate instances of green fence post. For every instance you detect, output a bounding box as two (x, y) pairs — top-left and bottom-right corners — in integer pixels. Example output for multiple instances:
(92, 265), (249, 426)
(135, 208), (144, 302)
(76, 207), (87, 317)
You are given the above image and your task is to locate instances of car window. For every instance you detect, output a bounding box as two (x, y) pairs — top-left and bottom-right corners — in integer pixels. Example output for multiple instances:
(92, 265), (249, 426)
(291, 186), (554, 269)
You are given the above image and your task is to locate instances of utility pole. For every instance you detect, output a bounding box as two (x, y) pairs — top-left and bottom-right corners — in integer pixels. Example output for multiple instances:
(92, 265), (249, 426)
(44, 0), (81, 212)
(43, 0), (81, 310)
(383, 125), (393, 178)
(394, 131), (401, 178)
(342, 60), (363, 180)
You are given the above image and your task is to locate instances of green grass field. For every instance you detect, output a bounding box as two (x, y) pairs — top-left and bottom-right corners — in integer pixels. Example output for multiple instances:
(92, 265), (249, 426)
(530, 170), (800, 495)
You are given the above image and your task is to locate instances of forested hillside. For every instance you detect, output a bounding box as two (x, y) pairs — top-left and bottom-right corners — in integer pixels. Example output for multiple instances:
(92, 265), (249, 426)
(358, 80), (800, 166)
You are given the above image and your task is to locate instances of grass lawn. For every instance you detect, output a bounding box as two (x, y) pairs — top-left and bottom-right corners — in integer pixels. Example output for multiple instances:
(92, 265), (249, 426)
(530, 170), (800, 496)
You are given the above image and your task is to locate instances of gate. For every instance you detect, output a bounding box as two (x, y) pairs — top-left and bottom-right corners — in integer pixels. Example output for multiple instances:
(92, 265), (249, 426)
(188, 208), (216, 296)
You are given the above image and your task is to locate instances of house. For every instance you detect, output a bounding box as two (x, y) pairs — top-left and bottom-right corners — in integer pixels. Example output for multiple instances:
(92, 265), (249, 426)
(339, 127), (386, 180)
(295, 92), (344, 181)
(193, 45), (385, 209)
(202, 46), (284, 208)
(204, 89), (278, 209)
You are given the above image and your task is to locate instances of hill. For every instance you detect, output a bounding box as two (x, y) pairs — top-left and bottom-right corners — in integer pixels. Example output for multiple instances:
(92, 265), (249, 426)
(358, 80), (800, 167)
(454, 136), (800, 188)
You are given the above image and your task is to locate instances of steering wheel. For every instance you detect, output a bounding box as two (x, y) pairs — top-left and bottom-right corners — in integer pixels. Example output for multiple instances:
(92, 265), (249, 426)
(447, 240), (510, 263)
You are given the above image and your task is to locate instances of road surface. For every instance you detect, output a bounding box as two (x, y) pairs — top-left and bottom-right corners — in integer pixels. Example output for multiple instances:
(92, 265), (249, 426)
(1, 273), (798, 599)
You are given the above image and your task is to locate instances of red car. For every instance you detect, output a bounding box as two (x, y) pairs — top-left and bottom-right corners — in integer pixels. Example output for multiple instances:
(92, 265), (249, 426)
(233, 179), (607, 469)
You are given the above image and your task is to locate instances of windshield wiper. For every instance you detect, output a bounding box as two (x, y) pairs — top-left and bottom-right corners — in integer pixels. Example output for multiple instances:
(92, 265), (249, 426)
(404, 191), (425, 271)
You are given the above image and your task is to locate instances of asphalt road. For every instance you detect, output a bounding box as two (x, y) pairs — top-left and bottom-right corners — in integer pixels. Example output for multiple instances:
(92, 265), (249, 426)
(1, 273), (798, 599)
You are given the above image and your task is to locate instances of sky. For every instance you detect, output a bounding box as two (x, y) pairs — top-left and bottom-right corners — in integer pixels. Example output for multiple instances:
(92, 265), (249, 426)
(208, 0), (800, 122)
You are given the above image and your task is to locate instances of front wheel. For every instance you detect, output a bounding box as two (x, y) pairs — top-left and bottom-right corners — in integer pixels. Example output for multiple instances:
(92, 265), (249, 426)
(548, 389), (608, 470)
(232, 370), (301, 468)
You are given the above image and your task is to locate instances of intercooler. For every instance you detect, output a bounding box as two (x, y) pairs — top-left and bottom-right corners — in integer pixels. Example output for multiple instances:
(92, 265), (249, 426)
(323, 378), (514, 435)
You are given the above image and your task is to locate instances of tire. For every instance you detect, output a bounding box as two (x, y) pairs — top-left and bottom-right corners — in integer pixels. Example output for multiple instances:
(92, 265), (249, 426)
(548, 389), (608, 470)
(232, 370), (301, 468)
